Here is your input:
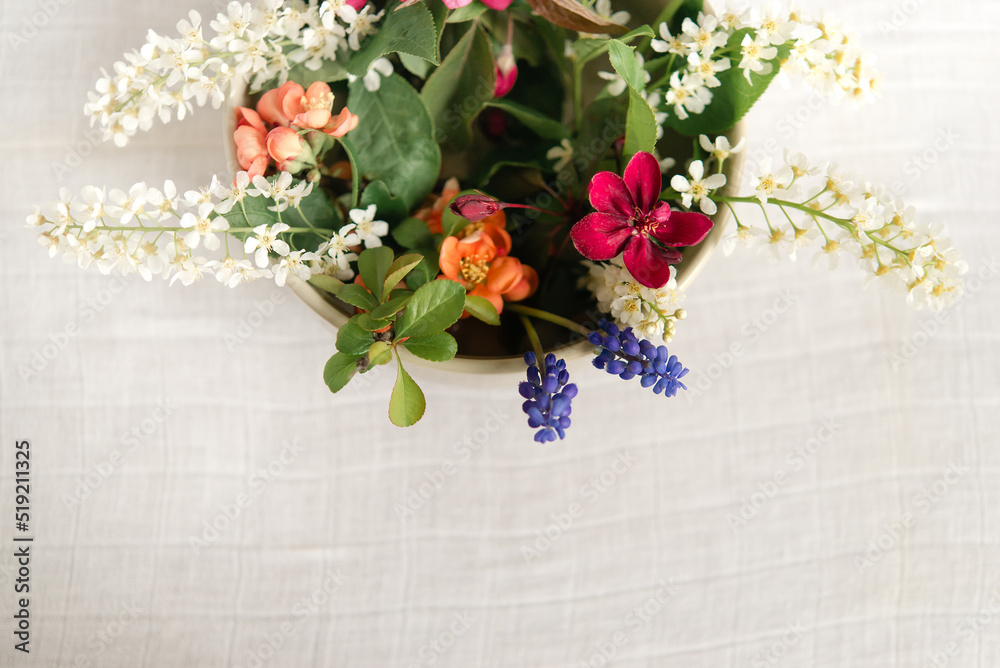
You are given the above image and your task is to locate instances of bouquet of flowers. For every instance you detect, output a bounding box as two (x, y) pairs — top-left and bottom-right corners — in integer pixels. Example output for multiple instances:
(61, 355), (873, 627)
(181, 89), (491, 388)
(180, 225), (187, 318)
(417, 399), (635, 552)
(29, 0), (966, 442)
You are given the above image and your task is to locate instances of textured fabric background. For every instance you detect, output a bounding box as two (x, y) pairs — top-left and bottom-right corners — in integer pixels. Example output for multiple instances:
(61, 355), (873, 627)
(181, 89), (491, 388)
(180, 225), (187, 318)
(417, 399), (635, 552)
(1, 1), (998, 666)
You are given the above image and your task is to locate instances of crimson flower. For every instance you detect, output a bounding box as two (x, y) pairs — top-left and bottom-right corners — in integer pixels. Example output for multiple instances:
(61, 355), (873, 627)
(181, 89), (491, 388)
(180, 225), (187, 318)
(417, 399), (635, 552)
(570, 151), (714, 289)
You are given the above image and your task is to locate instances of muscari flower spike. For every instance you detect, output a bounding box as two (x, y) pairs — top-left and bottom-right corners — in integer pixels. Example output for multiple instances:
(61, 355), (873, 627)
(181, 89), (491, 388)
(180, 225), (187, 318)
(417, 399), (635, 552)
(519, 352), (577, 443)
(590, 319), (689, 397)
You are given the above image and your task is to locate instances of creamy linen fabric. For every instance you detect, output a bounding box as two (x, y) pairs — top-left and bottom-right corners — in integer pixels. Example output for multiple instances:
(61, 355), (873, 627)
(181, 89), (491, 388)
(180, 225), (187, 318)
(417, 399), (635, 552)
(1, 1), (999, 666)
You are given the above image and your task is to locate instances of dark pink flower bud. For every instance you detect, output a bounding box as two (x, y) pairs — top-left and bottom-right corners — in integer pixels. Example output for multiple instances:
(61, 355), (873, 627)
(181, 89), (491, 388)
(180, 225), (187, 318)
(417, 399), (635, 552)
(494, 45), (518, 98)
(450, 194), (503, 222)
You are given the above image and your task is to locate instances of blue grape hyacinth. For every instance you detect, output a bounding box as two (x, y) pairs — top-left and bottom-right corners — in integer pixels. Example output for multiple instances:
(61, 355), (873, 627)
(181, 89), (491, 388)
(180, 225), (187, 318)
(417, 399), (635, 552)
(590, 319), (689, 397)
(519, 352), (577, 443)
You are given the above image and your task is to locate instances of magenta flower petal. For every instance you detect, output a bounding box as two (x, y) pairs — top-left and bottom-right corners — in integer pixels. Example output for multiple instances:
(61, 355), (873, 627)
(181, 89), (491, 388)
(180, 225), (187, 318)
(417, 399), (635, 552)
(481, 0), (513, 8)
(649, 210), (714, 247)
(623, 238), (681, 289)
(571, 212), (633, 261)
(623, 151), (661, 214)
(588, 171), (634, 218)
(442, 0), (474, 8)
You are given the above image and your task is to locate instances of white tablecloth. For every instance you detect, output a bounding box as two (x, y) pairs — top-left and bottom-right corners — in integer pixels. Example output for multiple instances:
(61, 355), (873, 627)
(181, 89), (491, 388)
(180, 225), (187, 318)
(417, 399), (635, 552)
(1, 1), (999, 666)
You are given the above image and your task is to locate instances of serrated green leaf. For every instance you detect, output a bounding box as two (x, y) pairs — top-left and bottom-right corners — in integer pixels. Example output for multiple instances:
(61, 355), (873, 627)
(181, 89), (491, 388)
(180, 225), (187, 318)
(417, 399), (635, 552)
(336, 318), (376, 356)
(420, 25), (496, 147)
(608, 40), (646, 93)
(464, 295), (500, 326)
(394, 279), (467, 340)
(402, 332), (458, 362)
(309, 274), (345, 295)
(447, 4), (487, 22)
(355, 312), (392, 332)
(347, 2), (438, 76)
(336, 283), (378, 310)
(405, 249), (439, 290)
(358, 247), (395, 302)
(335, 137), (362, 208)
(624, 87), (657, 161)
(370, 292), (413, 320)
(392, 217), (435, 249)
(323, 352), (359, 393)
(666, 29), (790, 136)
(342, 74), (441, 210)
(388, 354), (426, 427)
(573, 25), (655, 69)
(368, 341), (394, 366)
(361, 181), (408, 225)
(484, 100), (568, 140)
(383, 254), (425, 297)
(400, 52), (433, 78)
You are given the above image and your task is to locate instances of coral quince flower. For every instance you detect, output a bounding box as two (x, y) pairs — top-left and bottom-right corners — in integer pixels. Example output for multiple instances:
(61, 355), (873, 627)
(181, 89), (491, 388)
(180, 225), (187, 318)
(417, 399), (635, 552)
(570, 151), (714, 289)
(439, 230), (532, 314)
(265, 127), (306, 171)
(233, 107), (270, 179)
(257, 81), (359, 137)
(401, 0), (512, 9)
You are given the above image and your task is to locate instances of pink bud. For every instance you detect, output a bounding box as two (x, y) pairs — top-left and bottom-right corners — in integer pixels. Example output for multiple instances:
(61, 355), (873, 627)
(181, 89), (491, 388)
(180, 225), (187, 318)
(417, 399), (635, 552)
(450, 194), (503, 222)
(346, 0), (367, 8)
(494, 45), (517, 98)
(266, 127), (305, 165)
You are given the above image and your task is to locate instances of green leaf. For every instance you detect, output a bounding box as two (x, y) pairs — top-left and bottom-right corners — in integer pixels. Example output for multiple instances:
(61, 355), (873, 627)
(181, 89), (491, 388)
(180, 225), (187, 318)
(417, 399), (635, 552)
(447, 4), (487, 22)
(399, 52), (433, 78)
(388, 354), (426, 427)
(336, 283), (378, 311)
(368, 341), (394, 366)
(336, 137), (362, 208)
(624, 87), (657, 161)
(323, 352), (359, 393)
(355, 313), (392, 331)
(573, 25), (655, 69)
(358, 247), (395, 302)
(405, 249), (439, 290)
(608, 40), (647, 93)
(392, 217), (434, 249)
(420, 25), (496, 147)
(394, 279), (467, 339)
(402, 332), (458, 362)
(370, 292), (413, 320)
(309, 274), (345, 295)
(464, 295), (500, 326)
(342, 74), (442, 210)
(484, 100), (568, 140)
(360, 181), (407, 225)
(347, 2), (438, 76)
(383, 254), (425, 297)
(666, 29), (791, 136)
(336, 318), (376, 356)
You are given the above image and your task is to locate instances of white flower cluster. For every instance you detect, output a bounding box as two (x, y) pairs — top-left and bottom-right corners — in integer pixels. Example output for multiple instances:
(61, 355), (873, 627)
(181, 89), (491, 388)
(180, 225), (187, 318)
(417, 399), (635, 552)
(581, 259), (687, 343)
(649, 1), (880, 120)
(85, 0), (384, 147)
(723, 150), (967, 311)
(27, 171), (387, 289)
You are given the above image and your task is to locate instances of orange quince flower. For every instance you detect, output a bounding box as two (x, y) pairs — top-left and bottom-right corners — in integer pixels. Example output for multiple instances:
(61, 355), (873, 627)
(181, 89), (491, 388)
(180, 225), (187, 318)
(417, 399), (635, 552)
(438, 230), (535, 314)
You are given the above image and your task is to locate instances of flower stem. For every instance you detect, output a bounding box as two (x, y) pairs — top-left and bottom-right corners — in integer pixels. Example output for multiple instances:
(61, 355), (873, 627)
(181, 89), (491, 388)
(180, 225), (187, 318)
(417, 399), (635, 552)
(506, 304), (592, 338)
(518, 315), (546, 367)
